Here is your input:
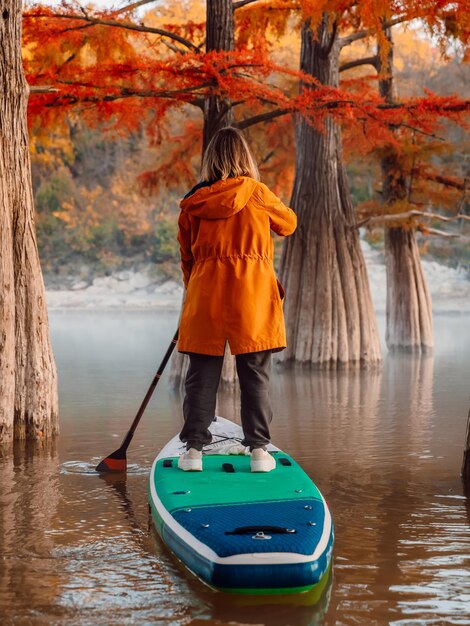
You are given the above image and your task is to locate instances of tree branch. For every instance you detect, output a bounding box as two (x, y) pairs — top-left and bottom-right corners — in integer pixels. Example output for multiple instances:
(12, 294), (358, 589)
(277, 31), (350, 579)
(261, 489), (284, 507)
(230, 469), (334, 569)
(29, 85), (60, 94)
(339, 16), (409, 48)
(110, 0), (159, 16)
(340, 55), (378, 72)
(236, 108), (290, 129)
(325, 20), (339, 58)
(233, 0), (263, 9)
(161, 39), (189, 55)
(260, 149), (275, 165)
(357, 209), (470, 229)
(423, 173), (468, 191)
(377, 101), (470, 113)
(58, 22), (94, 34)
(40, 83), (211, 109)
(24, 12), (199, 52)
(420, 227), (460, 239)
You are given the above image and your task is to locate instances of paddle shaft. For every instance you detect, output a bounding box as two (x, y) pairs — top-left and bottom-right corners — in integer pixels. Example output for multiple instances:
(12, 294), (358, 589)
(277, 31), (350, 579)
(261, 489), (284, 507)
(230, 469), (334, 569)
(119, 328), (179, 452)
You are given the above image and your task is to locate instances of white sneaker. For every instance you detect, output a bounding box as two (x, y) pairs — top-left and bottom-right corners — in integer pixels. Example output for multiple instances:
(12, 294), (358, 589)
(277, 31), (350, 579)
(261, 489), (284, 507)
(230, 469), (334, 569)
(178, 448), (203, 471)
(250, 448), (276, 473)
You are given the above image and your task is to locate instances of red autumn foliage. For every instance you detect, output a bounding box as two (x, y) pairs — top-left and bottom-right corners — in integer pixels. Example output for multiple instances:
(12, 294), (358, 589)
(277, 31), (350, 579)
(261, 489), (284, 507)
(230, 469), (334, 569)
(23, 0), (470, 219)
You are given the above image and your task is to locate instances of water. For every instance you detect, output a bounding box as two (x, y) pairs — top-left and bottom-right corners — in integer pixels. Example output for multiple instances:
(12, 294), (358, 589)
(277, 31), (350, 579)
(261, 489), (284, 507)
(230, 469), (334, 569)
(1, 311), (469, 625)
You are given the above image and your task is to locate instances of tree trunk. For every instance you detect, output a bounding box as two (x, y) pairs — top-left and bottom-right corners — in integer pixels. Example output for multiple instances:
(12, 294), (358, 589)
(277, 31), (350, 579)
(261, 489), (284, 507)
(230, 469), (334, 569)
(279, 16), (381, 367)
(462, 407), (470, 494)
(0, 0), (58, 442)
(170, 0), (237, 389)
(202, 0), (234, 153)
(378, 27), (433, 353)
(384, 228), (433, 351)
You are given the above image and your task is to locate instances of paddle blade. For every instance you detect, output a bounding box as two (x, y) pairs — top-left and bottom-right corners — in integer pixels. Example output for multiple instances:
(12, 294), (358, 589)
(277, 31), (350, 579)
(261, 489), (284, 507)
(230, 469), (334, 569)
(95, 447), (127, 473)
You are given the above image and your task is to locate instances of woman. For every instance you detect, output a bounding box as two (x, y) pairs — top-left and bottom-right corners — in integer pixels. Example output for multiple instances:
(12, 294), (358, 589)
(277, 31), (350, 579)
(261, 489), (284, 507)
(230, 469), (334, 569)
(177, 127), (296, 472)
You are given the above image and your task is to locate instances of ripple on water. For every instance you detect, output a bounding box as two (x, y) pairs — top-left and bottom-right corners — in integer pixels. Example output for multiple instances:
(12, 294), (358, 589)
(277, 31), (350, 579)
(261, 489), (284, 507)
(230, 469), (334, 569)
(388, 499), (470, 625)
(50, 538), (189, 618)
(60, 460), (150, 475)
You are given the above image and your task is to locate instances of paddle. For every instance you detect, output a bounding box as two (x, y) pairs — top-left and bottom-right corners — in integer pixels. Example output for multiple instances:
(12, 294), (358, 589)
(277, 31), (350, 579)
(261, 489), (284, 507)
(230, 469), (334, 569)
(95, 328), (179, 473)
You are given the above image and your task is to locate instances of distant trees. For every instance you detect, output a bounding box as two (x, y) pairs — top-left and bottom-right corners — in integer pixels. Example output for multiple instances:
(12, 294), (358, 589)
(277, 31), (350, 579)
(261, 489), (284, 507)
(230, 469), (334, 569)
(31, 124), (182, 277)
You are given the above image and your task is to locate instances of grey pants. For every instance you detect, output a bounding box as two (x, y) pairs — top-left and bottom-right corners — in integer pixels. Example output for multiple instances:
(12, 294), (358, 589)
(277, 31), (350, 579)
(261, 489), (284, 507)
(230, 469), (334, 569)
(180, 350), (273, 451)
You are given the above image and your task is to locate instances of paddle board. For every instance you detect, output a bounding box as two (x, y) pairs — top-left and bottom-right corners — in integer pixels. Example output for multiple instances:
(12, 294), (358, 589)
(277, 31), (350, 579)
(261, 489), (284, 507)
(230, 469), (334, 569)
(148, 416), (334, 594)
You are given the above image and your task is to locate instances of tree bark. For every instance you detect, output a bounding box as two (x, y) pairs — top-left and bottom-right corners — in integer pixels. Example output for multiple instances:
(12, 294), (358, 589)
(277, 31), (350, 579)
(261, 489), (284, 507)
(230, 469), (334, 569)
(0, 0), (58, 442)
(279, 16), (381, 367)
(202, 0), (234, 153)
(462, 407), (470, 495)
(378, 27), (433, 353)
(170, 0), (237, 389)
(384, 228), (433, 352)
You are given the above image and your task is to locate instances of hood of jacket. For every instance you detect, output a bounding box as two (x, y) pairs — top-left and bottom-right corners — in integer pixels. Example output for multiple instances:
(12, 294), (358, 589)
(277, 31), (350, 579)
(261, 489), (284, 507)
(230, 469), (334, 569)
(180, 176), (258, 219)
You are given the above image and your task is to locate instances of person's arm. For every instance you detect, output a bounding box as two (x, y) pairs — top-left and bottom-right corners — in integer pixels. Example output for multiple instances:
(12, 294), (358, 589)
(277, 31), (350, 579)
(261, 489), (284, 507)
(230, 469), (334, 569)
(253, 182), (297, 236)
(177, 210), (193, 288)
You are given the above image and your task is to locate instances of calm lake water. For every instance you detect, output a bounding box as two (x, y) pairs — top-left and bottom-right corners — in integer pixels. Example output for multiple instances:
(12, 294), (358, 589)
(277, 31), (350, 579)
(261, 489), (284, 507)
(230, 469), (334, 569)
(1, 311), (469, 625)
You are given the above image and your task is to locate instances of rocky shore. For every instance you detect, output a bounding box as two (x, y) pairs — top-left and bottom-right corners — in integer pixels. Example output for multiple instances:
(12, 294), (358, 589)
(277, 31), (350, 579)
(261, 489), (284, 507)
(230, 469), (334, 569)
(45, 268), (183, 310)
(45, 242), (470, 313)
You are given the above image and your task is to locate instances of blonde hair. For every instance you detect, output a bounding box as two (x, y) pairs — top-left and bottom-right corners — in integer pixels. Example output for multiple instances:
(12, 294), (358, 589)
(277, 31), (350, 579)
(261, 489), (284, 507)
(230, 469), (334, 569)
(201, 127), (260, 182)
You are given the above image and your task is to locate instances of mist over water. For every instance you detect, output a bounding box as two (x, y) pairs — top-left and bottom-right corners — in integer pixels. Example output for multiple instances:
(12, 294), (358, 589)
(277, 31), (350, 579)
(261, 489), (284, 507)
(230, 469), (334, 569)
(0, 311), (469, 625)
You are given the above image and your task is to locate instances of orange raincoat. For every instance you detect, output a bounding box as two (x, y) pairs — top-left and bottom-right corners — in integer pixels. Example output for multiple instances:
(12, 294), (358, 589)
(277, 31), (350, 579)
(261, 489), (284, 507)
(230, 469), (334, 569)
(177, 176), (297, 355)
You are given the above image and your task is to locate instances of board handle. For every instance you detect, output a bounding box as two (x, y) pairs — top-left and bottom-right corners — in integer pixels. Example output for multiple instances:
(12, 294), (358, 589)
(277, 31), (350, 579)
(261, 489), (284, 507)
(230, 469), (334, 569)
(225, 526), (297, 535)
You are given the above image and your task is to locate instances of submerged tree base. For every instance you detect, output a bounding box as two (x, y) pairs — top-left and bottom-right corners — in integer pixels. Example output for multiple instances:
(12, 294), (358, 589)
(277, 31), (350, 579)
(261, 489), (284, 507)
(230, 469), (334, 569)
(275, 356), (383, 371)
(169, 345), (238, 392)
(385, 227), (434, 354)
(462, 408), (470, 495)
(387, 344), (434, 355)
(13, 409), (59, 441)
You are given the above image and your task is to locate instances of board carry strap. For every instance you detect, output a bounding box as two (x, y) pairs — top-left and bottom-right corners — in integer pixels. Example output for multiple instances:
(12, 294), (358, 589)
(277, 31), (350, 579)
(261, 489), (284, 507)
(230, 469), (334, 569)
(225, 526), (297, 535)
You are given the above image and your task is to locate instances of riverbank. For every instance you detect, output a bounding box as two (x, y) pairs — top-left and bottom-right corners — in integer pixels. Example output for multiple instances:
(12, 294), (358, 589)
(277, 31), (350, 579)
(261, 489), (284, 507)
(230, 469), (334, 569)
(46, 269), (183, 311)
(45, 242), (470, 313)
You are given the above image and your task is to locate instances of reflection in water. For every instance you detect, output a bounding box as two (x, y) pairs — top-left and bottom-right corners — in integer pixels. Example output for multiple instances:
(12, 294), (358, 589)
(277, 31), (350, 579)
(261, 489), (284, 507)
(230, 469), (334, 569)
(184, 566), (333, 626)
(0, 312), (469, 625)
(0, 441), (61, 620)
